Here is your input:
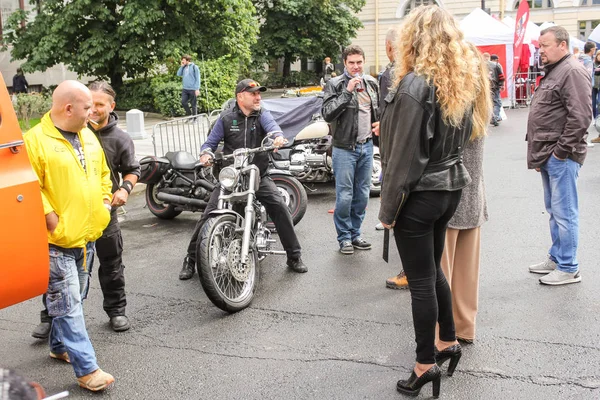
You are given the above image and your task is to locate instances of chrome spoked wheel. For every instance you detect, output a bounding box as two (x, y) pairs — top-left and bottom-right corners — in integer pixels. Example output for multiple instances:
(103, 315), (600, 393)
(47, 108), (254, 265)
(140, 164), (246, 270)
(198, 214), (258, 312)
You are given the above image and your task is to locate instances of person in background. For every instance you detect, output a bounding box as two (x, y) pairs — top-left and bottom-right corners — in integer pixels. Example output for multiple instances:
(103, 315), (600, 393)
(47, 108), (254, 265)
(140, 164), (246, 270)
(322, 45), (379, 255)
(24, 80), (115, 391)
(12, 68), (28, 94)
(378, 6), (491, 397)
(483, 53), (505, 126)
(177, 54), (200, 120)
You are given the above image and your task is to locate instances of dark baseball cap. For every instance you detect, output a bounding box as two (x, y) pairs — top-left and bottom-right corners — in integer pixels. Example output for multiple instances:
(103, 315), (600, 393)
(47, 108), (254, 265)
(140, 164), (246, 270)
(490, 54), (499, 61)
(235, 79), (267, 95)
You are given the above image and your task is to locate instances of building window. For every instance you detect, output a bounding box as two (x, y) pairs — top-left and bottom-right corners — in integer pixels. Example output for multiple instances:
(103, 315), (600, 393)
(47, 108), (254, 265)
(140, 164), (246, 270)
(579, 20), (600, 40)
(513, 0), (553, 9)
(581, 1), (600, 5)
(403, 0), (439, 17)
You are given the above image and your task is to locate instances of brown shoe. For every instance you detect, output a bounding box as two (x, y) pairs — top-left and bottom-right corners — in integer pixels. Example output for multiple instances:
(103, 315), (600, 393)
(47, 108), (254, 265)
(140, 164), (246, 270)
(77, 369), (115, 392)
(386, 272), (408, 289)
(591, 136), (600, 143)
(49, 351), (70, 364)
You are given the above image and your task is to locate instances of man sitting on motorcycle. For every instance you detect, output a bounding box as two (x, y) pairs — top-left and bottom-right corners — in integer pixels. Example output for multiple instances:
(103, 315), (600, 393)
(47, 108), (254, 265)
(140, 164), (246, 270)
(179, 79), (308, 279)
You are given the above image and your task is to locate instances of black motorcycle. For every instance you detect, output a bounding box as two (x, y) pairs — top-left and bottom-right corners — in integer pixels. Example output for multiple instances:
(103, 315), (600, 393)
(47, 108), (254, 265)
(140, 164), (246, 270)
(139, 150), (307, 225)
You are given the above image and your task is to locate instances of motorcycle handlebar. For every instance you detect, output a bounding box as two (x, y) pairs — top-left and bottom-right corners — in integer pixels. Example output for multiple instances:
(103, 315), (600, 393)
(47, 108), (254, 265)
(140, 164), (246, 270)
(220, 145), (278, 161)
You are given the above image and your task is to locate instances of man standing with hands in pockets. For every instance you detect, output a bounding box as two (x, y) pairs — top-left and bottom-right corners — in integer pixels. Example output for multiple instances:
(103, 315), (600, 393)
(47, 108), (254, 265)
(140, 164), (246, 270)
(322, 45), (380, 255)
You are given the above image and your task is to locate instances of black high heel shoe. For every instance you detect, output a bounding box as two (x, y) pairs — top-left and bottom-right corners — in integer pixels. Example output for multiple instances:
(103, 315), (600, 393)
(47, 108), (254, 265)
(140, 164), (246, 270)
(434, 343), (462, 376)
(396, 364), (441, 398)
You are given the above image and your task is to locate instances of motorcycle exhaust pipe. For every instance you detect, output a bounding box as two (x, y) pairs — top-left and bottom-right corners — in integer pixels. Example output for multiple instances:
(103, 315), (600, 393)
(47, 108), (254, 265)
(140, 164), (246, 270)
(195, 179), (215, 191)
(156, 192), (208, 208)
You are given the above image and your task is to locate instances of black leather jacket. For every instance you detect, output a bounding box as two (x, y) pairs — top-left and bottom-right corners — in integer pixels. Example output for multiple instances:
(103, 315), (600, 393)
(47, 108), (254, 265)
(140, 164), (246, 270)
(378, 72), (473, 225)
(321, 74), (379, 149)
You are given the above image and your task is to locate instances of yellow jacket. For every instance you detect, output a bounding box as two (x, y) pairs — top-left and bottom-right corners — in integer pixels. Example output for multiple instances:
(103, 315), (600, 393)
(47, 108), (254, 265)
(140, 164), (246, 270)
(24, 112), (112, 248)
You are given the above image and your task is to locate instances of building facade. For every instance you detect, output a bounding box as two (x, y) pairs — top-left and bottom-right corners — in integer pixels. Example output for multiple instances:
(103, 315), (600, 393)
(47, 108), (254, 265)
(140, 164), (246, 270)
(0, 0), (89, 91)
(353, 0), (600, 75)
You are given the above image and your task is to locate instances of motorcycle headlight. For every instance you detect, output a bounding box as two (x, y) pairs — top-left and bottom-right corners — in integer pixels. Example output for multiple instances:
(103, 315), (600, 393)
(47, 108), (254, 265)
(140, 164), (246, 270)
(218, 166), (239, 191)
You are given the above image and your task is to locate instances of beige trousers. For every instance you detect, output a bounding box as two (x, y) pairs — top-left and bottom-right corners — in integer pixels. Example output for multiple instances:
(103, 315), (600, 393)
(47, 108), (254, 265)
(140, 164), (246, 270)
(440, 227), (481, 341)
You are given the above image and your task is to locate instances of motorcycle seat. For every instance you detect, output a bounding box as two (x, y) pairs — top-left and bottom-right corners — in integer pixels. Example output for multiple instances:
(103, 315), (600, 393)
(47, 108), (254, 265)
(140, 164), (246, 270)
(165, 151), (198, 170)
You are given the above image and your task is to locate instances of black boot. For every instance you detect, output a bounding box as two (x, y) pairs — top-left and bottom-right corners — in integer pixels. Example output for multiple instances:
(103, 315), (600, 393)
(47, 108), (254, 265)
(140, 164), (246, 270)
(396, 364), (441, 398)
(179, 256), (195, 280)
(287, 257), (308, 273)
(32, 322), (51, 339)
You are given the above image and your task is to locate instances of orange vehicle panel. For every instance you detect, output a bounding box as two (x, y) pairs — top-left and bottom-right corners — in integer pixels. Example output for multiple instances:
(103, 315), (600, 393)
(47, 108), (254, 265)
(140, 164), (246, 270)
(0, 72), (49, 310)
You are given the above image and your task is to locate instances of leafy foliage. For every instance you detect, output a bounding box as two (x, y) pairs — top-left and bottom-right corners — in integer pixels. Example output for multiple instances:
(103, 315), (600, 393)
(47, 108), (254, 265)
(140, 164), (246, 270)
(14, 93), (51, 130)
(117, 56), (239, 117)
(4, 0), (258, 87)
(252, 0), (365, 75)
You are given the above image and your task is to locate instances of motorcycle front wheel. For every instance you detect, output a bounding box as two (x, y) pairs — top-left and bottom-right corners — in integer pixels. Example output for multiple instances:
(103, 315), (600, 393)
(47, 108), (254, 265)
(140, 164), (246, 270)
(145, 183), (182, 219)
(197, 214), (259, 313)
(270, 174), (308, 227)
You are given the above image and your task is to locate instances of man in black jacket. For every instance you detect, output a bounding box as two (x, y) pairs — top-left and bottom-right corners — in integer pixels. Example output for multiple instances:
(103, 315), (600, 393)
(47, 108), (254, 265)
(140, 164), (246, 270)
(178, 79), (307, 280)
(32, 81), (140, 338)
(322, 45), (379, 254)
(87, 81), (140, 331)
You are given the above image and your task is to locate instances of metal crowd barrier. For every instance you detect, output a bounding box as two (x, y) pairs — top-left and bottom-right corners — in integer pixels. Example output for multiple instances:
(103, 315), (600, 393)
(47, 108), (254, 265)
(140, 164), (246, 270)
(151, 110), (222, 157)
(514, 71), (543, 108)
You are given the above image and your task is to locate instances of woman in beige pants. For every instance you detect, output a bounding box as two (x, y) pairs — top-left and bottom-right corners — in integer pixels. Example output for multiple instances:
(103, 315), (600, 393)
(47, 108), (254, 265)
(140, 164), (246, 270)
(439, 135), (488, 344)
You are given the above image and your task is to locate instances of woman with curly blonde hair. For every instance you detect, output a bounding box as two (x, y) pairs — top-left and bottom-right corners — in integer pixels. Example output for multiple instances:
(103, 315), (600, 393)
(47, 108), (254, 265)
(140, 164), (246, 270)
(378, 5), (491, 398)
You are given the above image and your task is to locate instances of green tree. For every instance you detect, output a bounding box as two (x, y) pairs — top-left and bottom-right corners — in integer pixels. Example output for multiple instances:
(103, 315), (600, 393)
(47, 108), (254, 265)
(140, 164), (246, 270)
(4, 0), (258, 89)
(252, 0), (365, 77)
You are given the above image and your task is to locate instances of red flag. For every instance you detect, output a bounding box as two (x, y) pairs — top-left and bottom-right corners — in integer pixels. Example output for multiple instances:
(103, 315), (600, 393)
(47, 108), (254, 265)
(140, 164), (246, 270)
(514, 0), (530, 75)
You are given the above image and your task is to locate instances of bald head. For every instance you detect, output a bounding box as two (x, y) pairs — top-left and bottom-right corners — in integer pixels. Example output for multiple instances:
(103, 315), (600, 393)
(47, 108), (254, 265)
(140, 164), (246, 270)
(50, 80), (93, 132)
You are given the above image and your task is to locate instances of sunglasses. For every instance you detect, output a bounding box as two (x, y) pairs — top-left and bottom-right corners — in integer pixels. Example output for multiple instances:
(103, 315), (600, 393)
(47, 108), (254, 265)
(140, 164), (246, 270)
(241, 81), (261, 93)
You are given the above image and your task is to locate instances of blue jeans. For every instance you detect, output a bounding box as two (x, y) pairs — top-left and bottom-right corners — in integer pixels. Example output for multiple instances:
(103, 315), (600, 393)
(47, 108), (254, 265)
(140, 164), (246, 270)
(332, 141), (373, 243)
(540, 155), (581, 273)
(492, 89), (502, 122)
(47, 242), (98, 377)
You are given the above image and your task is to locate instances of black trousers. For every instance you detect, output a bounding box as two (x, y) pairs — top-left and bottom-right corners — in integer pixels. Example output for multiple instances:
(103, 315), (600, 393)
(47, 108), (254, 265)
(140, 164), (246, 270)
(393, 190), (462, 364)
(181, 89), (198, 116)
(186, 176), (301, 261)
(40, 215), (126, 323)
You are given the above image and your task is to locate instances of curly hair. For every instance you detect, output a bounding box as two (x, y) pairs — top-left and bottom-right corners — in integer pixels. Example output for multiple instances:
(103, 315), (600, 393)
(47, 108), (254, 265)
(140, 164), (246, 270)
(394, 5), (491, 139)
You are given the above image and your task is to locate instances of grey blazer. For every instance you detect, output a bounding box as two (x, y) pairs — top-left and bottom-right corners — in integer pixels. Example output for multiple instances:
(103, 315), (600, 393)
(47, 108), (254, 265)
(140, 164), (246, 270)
(448, 136), (488, 230)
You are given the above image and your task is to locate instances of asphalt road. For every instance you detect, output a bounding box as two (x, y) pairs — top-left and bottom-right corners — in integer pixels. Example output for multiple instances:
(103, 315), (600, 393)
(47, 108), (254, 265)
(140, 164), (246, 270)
(1, 108), (600, 399)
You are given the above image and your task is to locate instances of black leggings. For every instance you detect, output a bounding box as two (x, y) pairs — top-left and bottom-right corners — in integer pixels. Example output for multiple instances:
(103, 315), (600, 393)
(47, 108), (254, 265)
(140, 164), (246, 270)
(393, 190), (462, 364)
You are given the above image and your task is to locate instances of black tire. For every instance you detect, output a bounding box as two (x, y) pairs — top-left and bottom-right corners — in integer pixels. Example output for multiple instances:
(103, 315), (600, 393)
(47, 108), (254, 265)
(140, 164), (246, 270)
(197, 214), (259, 313)
(370, 154), (382, 197)
(270, 174), (308, 227)
(145, 183), (182, 219)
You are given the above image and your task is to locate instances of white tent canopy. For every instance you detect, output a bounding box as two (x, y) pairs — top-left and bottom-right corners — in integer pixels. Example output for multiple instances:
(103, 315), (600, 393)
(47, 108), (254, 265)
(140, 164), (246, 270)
(461, 9), (514, 104)
(461, 8), (514, 45)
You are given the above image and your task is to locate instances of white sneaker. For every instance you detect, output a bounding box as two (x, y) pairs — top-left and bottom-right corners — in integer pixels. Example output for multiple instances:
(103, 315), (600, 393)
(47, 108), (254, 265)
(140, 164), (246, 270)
(375, 223), (384, 231)
(528, 257), (557, 274)
(587, 142), (595, 148)
(539, 269), (582, 286)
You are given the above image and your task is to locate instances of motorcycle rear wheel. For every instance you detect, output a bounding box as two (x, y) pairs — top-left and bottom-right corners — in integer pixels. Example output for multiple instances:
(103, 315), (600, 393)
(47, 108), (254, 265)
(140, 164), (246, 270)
(270, 174), (308, 227)
(197, 214), (259, 313)
(145, 183), (182, 219)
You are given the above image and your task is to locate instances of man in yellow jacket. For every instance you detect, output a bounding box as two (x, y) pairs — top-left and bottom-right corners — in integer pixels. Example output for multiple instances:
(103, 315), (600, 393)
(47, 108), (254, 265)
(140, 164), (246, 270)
(24, 80), (115, 392)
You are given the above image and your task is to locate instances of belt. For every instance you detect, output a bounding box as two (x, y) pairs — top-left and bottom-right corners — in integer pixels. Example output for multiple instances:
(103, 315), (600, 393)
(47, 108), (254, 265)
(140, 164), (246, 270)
(356, 137), (372, 144)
